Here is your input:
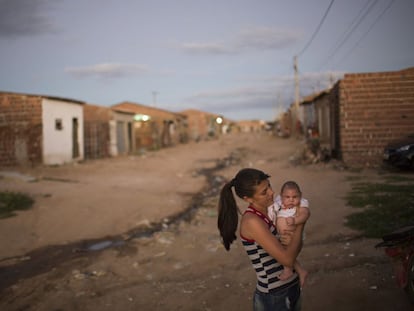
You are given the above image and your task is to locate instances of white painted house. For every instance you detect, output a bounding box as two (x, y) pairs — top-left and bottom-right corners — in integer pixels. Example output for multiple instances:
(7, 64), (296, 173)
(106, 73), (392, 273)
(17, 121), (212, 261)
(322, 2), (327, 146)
(0, 92), (84, 167)
(42, 98), (84, 165)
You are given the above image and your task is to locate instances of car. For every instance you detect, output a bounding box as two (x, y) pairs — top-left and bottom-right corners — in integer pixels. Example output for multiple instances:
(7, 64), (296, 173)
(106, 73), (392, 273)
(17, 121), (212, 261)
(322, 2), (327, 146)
(383, 133), (414, 169)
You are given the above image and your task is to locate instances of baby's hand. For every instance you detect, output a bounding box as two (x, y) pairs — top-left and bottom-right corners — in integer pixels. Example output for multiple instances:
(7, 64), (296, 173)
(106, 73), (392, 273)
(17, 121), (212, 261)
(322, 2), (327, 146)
(280, 230), (293, 246)
(286, 217), (295, 226)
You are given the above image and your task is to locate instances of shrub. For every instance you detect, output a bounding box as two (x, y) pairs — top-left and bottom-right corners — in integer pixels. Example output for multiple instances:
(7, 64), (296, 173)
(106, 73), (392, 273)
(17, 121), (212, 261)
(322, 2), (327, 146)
(0, 191), (34, 219)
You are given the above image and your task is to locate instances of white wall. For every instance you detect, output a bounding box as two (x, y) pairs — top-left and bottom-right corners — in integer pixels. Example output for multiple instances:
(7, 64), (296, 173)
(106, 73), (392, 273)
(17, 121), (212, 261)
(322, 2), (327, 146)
(42, 99), (84, 165)
(109, 119), (118, 157)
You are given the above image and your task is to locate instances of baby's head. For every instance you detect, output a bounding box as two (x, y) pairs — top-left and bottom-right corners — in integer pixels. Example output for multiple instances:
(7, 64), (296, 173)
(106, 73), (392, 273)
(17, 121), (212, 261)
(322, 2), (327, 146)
(280, 181), (302, 209)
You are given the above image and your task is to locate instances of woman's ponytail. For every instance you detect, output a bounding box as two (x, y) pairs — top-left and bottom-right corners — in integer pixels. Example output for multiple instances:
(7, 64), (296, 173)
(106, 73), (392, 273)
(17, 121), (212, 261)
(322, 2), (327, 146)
(217, 180), (238, 251)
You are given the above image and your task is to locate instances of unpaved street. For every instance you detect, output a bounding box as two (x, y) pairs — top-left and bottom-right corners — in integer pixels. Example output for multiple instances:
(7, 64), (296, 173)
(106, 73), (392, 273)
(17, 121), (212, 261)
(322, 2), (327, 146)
(0, 132), (412, 310)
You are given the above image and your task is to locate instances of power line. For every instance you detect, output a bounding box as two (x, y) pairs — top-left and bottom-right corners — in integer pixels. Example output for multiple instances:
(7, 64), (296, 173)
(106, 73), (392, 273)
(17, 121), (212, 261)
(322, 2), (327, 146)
(326, 0), (373, 59)
(297, 0), (336, 57)
(337, 0), (396, 65)
(319, 0), (380, 69)
(293, 0), (335, 131)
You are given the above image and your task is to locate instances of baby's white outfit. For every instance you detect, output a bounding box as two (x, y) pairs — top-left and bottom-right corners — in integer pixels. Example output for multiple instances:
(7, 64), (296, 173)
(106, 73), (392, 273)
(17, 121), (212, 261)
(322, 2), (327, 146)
(268, 195), (309, 223)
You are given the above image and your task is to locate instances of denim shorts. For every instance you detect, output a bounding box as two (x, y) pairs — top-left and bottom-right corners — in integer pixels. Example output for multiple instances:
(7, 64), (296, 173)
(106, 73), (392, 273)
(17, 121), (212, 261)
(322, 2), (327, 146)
(253, 283), (301, 311)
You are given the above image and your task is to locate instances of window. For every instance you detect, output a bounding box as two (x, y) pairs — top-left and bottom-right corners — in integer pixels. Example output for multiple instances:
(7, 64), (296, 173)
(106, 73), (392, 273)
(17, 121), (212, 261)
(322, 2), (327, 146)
(55, 118), (63, 130)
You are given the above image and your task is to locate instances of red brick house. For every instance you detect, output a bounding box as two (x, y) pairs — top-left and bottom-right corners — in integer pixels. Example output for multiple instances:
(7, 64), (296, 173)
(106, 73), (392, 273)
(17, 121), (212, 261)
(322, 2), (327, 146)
(302, 67), (414, 167)
(337, 67), (414, 167)
(180, 109), (228, 141)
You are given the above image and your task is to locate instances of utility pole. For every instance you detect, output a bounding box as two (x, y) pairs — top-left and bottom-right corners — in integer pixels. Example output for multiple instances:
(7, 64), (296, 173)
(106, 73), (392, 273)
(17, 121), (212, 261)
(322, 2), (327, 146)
(294, 56), (299, 113)
(293, 55), (300, 136)
(329, 73), (335, 88)
(275, 91), (284, 120)
(152, 91), (158, 107)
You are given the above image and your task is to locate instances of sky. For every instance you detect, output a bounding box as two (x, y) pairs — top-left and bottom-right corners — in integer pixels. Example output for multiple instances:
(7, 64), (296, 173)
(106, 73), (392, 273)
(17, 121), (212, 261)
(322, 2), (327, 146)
(1, 0), (413, 121)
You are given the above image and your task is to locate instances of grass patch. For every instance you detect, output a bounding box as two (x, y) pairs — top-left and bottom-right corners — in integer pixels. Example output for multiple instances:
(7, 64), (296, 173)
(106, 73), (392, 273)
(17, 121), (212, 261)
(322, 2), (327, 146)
(0, 191), (34, 219)
(345, 176), (414, 238)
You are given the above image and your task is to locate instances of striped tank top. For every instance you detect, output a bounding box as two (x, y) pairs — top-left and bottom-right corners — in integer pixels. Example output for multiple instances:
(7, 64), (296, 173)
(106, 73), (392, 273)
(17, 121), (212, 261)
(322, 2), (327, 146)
(241, 205), (299, 293)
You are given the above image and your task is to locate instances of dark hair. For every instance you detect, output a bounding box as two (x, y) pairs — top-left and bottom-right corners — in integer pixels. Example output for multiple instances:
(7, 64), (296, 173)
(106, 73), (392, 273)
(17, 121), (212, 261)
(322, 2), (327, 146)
(280, 180), (302, 195)
(217, 168), (270, 251)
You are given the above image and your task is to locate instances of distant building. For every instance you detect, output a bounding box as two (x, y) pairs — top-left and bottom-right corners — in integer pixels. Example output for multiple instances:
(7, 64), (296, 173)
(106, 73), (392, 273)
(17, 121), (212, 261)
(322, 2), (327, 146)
(112, 102), (188, 150)
(236, 120), (266, 133)
(180, 109), (227, 141)
(0, 90), (267, 167)
(83, 104), (136, 159)
(0, 91), (84, 167)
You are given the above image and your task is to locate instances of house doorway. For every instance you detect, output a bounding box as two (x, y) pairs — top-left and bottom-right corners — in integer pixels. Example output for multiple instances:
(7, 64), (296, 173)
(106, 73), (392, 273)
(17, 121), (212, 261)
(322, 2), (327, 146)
(116, 121), (126, 154)
(127, 122), (133, 153)
(72, 117), (80, 158)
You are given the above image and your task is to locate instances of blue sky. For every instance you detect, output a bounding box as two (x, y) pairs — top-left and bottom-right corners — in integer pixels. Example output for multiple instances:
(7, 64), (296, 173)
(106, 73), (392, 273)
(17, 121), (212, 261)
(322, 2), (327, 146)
(1, 0), (413, 121)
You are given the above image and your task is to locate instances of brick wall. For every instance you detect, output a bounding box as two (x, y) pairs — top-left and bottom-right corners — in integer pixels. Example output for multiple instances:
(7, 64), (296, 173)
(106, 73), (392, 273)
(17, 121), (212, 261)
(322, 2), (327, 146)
(328, 83), (341, 158)
(83, 104), (111, 159)
(338, 67), (414, 167)
(0, 93), (43, 167)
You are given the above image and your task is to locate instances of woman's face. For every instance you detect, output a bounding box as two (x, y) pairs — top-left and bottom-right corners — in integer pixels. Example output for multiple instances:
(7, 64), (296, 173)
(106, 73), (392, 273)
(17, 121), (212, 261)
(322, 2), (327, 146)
(281, 188), (301, 209)
(248, 179), (274, 210)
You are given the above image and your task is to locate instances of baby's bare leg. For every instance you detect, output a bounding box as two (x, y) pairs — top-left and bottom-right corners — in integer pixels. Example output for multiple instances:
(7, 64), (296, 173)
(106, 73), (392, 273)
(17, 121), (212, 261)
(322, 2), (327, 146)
(276, 217), (289, 236)
(294, 261), (308, 288)
(276, 217), (295, 280)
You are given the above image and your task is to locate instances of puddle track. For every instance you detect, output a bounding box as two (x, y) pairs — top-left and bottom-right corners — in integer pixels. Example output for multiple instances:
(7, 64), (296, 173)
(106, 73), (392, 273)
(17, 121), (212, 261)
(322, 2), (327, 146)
(0, 150), (243, 293)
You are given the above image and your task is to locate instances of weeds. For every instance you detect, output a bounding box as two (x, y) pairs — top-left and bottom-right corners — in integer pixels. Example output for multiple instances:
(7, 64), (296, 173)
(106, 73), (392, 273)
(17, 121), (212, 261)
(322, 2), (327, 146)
(345, 175), (414, 238)
(0, 191), (34, 219)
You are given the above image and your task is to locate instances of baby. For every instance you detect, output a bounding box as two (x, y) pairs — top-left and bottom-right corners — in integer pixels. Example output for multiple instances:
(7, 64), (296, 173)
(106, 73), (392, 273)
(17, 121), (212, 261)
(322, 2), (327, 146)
(268, 180), (310, 287)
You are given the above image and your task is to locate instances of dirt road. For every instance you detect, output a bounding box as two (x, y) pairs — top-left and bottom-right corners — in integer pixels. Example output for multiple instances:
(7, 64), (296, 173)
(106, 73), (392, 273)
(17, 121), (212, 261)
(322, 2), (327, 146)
(0, 133), (412, 310)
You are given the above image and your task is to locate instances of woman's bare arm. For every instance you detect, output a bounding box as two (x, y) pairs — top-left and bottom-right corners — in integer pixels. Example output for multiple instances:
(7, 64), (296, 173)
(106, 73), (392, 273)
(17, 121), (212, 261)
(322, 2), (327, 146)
(241, 213), (304, 267)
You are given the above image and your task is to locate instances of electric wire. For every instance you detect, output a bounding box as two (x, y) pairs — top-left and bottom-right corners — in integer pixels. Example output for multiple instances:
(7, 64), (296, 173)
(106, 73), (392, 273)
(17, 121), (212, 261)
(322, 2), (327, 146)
(319, 0), (380, 69)
(294, 0), (335, 98)
(325, 0), (373, 61)
(336, 0), (396, 65)
(297, 0), (335, 57)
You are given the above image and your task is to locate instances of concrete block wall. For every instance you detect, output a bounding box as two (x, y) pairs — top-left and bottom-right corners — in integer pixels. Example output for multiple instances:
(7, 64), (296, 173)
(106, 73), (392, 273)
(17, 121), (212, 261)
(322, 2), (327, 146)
(338, 67), (414, 167)
(0, 93), (43, 167)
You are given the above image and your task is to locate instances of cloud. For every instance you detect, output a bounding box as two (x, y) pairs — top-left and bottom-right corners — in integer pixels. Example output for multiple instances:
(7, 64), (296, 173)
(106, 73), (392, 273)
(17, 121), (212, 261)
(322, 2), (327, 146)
(181, 26), (301, 55)
(181, 42), (235, 55)
(65, 63), (150, 79)
(0, 0), (57, 38)
(236, 27), (301, 50)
